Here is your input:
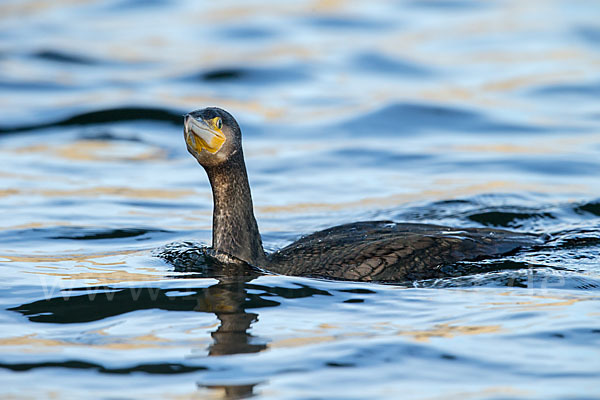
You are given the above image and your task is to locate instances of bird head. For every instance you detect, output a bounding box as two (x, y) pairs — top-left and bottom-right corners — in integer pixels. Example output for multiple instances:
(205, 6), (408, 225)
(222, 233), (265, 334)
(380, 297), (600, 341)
(184, 107), (243, 168)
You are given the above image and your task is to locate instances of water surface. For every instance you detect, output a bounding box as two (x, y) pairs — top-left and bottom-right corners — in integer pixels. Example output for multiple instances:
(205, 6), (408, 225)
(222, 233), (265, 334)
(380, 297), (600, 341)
(1, 0), (599, 398)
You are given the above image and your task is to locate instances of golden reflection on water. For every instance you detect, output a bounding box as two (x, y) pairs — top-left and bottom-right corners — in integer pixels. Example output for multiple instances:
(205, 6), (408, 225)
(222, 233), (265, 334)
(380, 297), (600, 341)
(1, 250), (168, 285)
(27, 268), (166, 285)
(482, 70), (587, 92)
(423, 387), (530, 400)
(488, 292), (599, 311)
(268, 335), (340, 348)
(0, 189), (20, 198)
(176, 95), (283, 119)
(41, 187), (195, 199)
(397, 323), (501, 342)
(452, 143), (553, 154)
(0, 250), (140, 265)
(0, 332), (207, 352)
(267, 323), (502, 348)
(268, 320), (503, 348)
(0, 187), (195, 200)
(256, 179), (591, 214)
(0, 222), (46, 231)
(15, 140), (166, 162)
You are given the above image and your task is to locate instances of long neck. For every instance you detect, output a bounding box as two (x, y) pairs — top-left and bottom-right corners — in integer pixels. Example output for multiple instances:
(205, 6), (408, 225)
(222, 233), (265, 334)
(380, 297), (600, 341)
(204, 152), (266, 266)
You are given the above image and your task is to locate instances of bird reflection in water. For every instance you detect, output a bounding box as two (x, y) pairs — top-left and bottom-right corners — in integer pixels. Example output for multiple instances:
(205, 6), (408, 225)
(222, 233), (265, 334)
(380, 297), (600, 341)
(9, 250), (331, 399)
(9, 272), (270, 399)
(196, 275), (267, 399)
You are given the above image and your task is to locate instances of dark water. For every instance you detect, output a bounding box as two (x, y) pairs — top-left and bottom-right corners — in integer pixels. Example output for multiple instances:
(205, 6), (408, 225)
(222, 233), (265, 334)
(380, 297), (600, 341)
(1, 0), (599, 398)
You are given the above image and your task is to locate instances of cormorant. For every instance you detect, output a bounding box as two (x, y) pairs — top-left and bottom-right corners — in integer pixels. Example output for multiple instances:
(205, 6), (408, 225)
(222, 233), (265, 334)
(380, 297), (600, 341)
(182, 107), (536, 282)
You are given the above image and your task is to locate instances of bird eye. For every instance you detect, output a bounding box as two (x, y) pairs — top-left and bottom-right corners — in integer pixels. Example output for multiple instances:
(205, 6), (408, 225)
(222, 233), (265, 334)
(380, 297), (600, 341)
(215, 117), (222, 130)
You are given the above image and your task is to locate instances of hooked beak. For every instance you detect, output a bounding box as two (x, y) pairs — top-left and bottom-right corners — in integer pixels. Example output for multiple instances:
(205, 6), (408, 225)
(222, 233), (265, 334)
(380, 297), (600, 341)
(184, 114), (226, 154)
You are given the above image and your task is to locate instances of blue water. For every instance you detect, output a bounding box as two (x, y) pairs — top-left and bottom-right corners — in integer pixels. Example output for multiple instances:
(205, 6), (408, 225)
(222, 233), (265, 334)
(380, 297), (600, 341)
(1, 0), (599, 398)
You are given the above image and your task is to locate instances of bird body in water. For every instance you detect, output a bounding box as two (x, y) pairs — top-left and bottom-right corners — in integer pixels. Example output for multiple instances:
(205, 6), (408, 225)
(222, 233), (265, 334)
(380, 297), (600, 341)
(182, 107), (536, 282)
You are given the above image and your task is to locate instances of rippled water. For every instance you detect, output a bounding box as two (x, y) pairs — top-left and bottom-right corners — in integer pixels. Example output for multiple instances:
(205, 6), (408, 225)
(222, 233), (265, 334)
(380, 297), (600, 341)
(1, 0), (599, 398)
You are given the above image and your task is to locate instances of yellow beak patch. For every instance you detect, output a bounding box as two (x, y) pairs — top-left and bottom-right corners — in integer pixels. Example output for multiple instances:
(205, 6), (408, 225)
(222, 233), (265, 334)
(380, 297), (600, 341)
(186, 117), (226, 154)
